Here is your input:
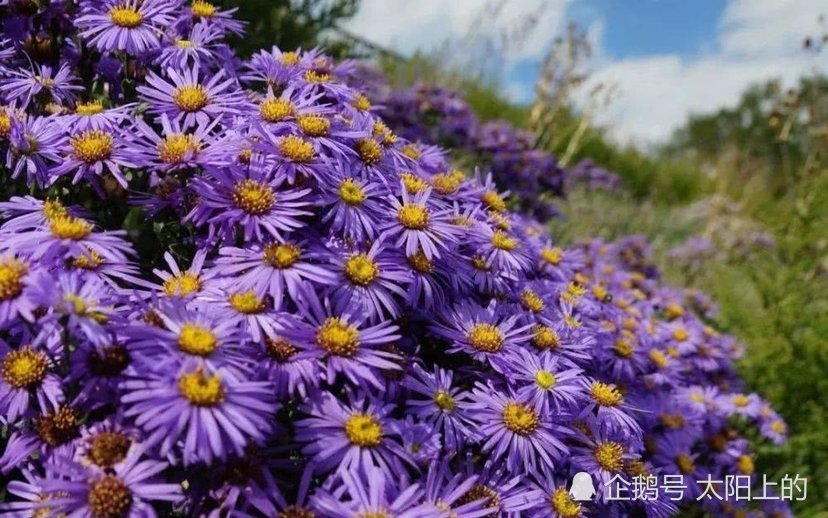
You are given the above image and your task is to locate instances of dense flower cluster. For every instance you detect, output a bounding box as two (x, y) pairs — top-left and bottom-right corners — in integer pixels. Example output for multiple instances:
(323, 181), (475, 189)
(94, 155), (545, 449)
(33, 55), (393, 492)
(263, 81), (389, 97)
(376, 85), (567, 220)
(0, 1), (788, 517)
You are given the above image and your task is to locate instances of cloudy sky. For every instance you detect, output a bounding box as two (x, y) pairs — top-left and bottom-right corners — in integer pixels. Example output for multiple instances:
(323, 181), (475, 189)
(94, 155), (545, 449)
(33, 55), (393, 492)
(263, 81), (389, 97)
(344, 0), (825, 145)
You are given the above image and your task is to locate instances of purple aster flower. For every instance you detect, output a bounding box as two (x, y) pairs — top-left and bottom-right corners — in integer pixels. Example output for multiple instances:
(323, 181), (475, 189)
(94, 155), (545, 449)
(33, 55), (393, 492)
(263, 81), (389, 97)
(5, 115), (65, 187)
(430, 300), (531, 372)
(50, 125), (138, 190)
(403, 363), (475, 452)
(156, 20), (223, 68)
(76, 0), (177, 55)
(150, 249), (213, 299)
(317, 170), (384, 242)
(312, 465), (435, 518)
(571, 422), (639, 490)
(329, 238), (410, 321)
(468, 382), (569, 474)
(214, 240), (336, 308)
(63, 99), (135, 131)
(138, 63), (242, 128)
(130, 113), (222, 172)
(0, 340), (64, 423)
(0, 254), (37, 326)
(126, 301), (249, 370)
(185, 0), (245, 36)
(42, 446), (181, 516)
(187, 162), (312, 242)
(281, 291), (401, 388)
(68, 342), (132, 409)
(295, 391), (413, 475)
(201, 279), (282, 342)
(420, 461), (491, 518)
(578, 378), (642, 437)
(121, 358), (277, 464)
(508, 348), (584, 415)
(381, 186), (458, 259)
(0, 63), (81, 108)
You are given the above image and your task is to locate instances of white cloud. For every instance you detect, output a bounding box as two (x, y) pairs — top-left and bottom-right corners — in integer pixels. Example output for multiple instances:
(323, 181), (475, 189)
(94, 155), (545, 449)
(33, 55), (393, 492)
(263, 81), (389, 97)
(584, 0), (824, 144)
(343, 0), (571, 62)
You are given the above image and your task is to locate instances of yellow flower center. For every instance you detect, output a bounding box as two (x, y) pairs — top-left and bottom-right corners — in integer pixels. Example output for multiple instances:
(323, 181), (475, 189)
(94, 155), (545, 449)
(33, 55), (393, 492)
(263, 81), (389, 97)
(407, 250), (433, 274)
(338, 178), (366, 206)
(177, 323), (217, 356)
(75, 100), (104, 116)
(672, 328), (688, 342)
(344, 253), (379, 287)
(344, 413), (383, 447)
(594, 441), (625, 472)
(458, 484), (500, 509)
(278, 135), (314, 162)
(35, 406), (79, 447)
(665, 303), (684, 319)
(659, 413), (686, 429)
(50, 215), (92, 240)
(532, 325), (559, 350)
(397, 203), (429, 230)
(434, 390), (456, 412)
(541, 246), (563, 266)
(356, 512), (388, 518)
(176, 39), (194, 48)
(535, 370), (557, 390)
(303, 70), (330, 83)
(551, 487), (582, 518)
(108, 5), (143, 28)
(0, 109), (10, 139)
(771, 421), (786, 434)
(178, 368), (224, 406)
(231, 179), (275, 215)
(502, 402), (539, 435)
(467, 323), (504, 353)
(491, 231), (517, 251)
(259, 98), (294, 122)
(298, 115), (330, 137)
(172, 85), (209, 112)
(482, 190), (506, 212)
(281, 52), (300, 65)
(401, 172), (427, 194)
(316, 317), (359, 356)
(71, 130), (113, 163)
(88, 475), (133, 518)
(352, 94), (371, 111)
(356, 138), (382, 165)
(613, 338), (634, 358)
(731, 394), (749, 407)
(2, 346), (47, 389)
(521, 289), (545, 313)
(0, 257), (28, 301)
(72, 249), (105, 270)
(191, 0), (217, 18)
(590, 381), (623, 406)
(263, 242), (301, 268)
(265, 337), (298, 363)
(431, 173), (460, 195)
(471, 255), (490, 271)
(675, 453), (695, 474)
(163, 272), (201, 297)
(401, 144), (420, 160)
(158, 133), (199, 164)
(649, 349), (668, 368)
(88, 432), (131, 468)
(229, 291), (265, 314)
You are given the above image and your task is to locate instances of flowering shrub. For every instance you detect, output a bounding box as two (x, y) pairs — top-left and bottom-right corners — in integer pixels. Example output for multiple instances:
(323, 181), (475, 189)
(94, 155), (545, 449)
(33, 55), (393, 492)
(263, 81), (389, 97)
(0, 1), (788, 517)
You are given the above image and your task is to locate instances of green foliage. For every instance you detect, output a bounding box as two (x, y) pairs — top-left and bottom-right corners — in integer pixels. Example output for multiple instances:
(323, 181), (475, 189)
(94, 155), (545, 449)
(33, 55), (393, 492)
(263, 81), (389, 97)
(221, 0), (359, 57)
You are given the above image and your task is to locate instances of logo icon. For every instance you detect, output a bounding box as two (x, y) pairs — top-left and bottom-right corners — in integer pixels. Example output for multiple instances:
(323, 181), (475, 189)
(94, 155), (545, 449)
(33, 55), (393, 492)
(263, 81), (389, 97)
(569, 472), (596, 501)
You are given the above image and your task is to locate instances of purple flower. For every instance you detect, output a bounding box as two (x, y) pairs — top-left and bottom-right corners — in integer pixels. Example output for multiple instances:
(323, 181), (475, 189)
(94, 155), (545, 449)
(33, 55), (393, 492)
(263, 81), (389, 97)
(0, 341), (64, 423)
(381, 186), (458, 259)
(295, 391), (413, 475)
(138, 63), (242, 127)
(121, 359), (277, 464)
(282, 292), (401, 388)
(468, 382), (569, 474)
(5, 115), (65, 186)
(0, 63), (82, 108)
(76, 0), (177, 55)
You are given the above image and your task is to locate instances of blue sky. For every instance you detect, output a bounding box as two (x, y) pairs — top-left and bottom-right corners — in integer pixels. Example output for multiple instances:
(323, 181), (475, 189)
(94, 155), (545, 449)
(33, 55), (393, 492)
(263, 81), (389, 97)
(346, 0), (823, 144)
(569, 0), (726, 60)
